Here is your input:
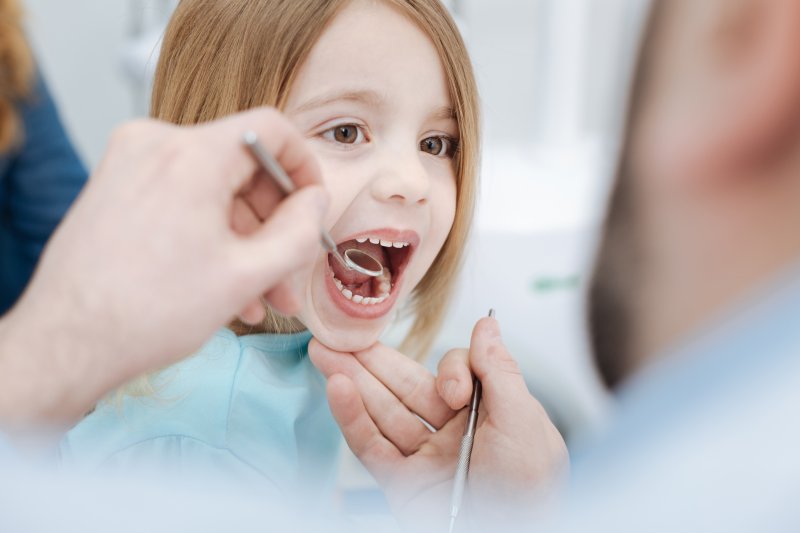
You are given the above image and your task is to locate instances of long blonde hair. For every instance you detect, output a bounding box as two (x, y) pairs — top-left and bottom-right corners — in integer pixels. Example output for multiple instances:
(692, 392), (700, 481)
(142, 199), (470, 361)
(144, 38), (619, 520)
(0, 0), (34, 152)
(152, 0), (480, 360)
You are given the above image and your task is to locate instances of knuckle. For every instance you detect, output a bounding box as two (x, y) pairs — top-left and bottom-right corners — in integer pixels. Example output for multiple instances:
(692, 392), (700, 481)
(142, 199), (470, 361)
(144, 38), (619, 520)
(112, 119), (163, 144)
(484, 341), (521, 374)
(108, 121), (142, 150)
(398, 372), (425, 401)
(440, 348), (469, 374)
(261, 106), (283, 125)
(248, 106), (283, 131)
(443, 347), (468, 361)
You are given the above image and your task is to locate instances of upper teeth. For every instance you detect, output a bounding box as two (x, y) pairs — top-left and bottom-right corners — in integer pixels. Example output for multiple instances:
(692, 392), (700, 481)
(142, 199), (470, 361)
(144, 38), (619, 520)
(355, 236), (409, 248)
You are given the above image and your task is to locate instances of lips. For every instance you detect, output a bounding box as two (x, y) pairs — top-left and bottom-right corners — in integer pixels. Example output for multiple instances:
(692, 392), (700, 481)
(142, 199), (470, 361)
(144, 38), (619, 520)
(325, 229), (418, 319)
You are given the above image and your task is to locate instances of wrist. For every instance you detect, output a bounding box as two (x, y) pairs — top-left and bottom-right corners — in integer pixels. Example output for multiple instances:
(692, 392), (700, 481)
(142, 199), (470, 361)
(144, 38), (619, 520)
(0, 295), (119, 431)
(464, 467), (569, 531)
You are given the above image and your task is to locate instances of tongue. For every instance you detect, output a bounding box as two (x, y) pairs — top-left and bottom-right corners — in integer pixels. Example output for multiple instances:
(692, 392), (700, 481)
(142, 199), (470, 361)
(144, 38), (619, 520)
(330, 240), (388, 287)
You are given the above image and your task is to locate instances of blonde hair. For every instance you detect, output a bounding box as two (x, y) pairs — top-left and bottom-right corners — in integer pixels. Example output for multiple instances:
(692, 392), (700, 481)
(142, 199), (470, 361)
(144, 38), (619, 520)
(152, 0), (480, 360)
(0, 0), (34, 152)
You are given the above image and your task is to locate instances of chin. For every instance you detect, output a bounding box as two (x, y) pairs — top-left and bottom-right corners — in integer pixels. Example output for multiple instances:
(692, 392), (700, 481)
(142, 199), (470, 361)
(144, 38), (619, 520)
(298, 283), (391, 352)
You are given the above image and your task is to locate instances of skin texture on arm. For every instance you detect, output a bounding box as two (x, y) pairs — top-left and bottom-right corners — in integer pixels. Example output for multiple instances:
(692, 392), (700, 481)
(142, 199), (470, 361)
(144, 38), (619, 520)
(0, 108), (329, 433)
(309, 317), (568, 531)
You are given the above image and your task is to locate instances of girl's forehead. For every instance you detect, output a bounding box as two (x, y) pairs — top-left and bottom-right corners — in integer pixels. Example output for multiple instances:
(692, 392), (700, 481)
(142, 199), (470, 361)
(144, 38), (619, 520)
(285, 0), (453, 116)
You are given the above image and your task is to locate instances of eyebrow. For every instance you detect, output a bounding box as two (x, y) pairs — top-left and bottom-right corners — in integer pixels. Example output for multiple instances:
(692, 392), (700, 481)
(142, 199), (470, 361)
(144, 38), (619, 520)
(292, 89), (457, 123)
(430, 105), (456, 121)
(292, 89), (386, 115)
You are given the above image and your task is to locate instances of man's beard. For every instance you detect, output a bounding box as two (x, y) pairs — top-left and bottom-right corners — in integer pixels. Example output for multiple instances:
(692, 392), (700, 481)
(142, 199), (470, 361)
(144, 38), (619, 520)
(587, 171), (642, 389)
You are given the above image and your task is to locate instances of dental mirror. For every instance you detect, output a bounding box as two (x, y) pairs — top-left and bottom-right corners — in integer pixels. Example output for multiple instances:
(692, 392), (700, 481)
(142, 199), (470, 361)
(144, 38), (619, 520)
(243, 131), (384, 278)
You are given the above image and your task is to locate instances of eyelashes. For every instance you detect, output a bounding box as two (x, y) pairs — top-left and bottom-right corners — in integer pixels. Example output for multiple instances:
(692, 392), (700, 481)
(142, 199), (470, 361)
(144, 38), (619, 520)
(321, 124), (366, 145)
(420, 135), (459, 158)
(319, 122), (459, 159)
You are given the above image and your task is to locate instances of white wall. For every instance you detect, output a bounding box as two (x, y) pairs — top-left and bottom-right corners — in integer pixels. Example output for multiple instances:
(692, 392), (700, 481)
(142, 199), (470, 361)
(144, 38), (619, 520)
(23, 0), (171, 168)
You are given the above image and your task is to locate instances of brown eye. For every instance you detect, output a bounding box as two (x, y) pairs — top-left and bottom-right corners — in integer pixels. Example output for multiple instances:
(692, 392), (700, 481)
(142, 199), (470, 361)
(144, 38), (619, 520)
(334, 125), (358, 144)
(322, 124), (365, 146)
(420, 136), (457, 158)
(421, 137), (444, 155)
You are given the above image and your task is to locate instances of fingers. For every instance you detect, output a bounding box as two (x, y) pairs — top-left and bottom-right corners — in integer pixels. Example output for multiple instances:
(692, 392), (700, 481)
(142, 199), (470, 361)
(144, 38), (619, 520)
(436, 348), (473, 410)
(353, 342), (456, 429)
(232, 184), (328, 291)
(235, 283), (302, 325)
(230, 196), (262, 235)
(468, 317), (532, 425)
(262, 282), (302, 317)
(236, 169), (284, 222)
(326, 373), (403, 484)
(229, 174), (304, 318)
(237, 299), (267, 325)
(198, 107), (323, 194)
(309, 340), (441, 456)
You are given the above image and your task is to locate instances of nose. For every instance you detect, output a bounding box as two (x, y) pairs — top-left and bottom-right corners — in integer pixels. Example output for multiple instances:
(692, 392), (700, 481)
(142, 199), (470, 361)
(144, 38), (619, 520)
(370, 147), (430, 206)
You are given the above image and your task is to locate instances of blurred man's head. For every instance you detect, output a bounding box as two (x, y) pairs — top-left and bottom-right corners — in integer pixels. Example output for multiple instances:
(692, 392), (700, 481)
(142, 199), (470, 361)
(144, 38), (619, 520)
(589, 0), (800, 387)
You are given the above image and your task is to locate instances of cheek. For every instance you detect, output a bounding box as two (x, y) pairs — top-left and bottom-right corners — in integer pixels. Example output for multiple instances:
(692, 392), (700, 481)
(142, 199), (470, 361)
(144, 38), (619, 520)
(312, 154), (364, 229)
(408, 172), (458, 284)
(432, 176), (458, 241)
(631, 110), (687, 202)
(634, 101), (722, 195)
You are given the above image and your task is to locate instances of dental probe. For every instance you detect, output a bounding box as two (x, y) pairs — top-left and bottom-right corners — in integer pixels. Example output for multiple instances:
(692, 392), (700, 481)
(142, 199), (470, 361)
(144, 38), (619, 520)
(448, 308), (494, 533)
(242, 131), (383, 278)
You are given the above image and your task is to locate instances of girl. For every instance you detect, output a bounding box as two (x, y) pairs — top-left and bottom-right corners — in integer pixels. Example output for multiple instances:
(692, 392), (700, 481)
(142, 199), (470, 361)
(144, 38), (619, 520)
(60, 0), (479, 498)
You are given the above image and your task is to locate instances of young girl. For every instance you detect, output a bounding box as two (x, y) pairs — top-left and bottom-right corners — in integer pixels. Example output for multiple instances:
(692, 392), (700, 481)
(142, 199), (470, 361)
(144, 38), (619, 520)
(60, 0), (479, 498)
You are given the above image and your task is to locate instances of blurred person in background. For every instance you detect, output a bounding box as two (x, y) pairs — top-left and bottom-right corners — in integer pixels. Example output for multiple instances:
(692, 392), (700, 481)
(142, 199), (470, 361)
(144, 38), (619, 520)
(320, 0), (800, 530)
(0, 0), (87, 314)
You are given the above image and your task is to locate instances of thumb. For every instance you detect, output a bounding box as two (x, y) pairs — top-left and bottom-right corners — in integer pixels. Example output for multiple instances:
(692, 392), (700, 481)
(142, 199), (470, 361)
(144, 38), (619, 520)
(468, 317), (531, 421)
(436, 348), (472, 410)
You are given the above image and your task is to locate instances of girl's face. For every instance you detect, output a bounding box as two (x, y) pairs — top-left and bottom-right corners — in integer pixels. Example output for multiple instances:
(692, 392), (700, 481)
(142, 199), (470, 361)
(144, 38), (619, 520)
(283, 0), (459, 352)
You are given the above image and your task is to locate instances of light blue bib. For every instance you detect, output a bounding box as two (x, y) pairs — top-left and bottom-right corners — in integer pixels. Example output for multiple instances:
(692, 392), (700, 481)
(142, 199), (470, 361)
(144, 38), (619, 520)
(60, 328), (341, 498)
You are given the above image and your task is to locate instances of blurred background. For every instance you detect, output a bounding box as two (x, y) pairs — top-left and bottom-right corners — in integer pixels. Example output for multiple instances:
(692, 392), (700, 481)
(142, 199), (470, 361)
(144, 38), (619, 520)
(22, 0), (647, 506)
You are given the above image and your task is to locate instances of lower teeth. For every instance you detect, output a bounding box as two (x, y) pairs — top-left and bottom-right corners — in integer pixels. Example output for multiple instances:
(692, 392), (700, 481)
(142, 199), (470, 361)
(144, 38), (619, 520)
(332, 270), (391, 305)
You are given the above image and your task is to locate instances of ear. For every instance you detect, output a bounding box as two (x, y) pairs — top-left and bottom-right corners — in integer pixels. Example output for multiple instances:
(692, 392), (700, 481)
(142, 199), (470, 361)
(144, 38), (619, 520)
(700, 0), (800, 177)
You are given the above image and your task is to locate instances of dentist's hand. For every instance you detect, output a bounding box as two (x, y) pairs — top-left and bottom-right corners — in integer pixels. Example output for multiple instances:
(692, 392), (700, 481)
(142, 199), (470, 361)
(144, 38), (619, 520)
(436, 317), (569, 525)
(309, 317), (569, 531)
(309, 339), (466, 531)
(0, 108), (328, 430)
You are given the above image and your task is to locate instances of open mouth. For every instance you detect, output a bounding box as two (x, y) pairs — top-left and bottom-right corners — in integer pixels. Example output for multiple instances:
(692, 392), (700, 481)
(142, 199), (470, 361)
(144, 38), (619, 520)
(326, 231), (416, 317)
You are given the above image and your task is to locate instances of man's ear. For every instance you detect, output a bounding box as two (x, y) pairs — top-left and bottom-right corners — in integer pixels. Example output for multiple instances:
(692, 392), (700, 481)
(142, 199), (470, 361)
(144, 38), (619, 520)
(704, 0), (800, 175)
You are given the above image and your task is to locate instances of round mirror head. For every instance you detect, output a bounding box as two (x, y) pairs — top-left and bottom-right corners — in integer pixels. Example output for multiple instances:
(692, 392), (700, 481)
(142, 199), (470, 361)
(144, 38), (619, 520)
(343, 248), (383, 278)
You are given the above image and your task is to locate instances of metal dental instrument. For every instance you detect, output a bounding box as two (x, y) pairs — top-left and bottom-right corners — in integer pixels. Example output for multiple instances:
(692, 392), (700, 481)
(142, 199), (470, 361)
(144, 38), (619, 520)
(448, 308), (494, 533)
(243, 131), (384, 278)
